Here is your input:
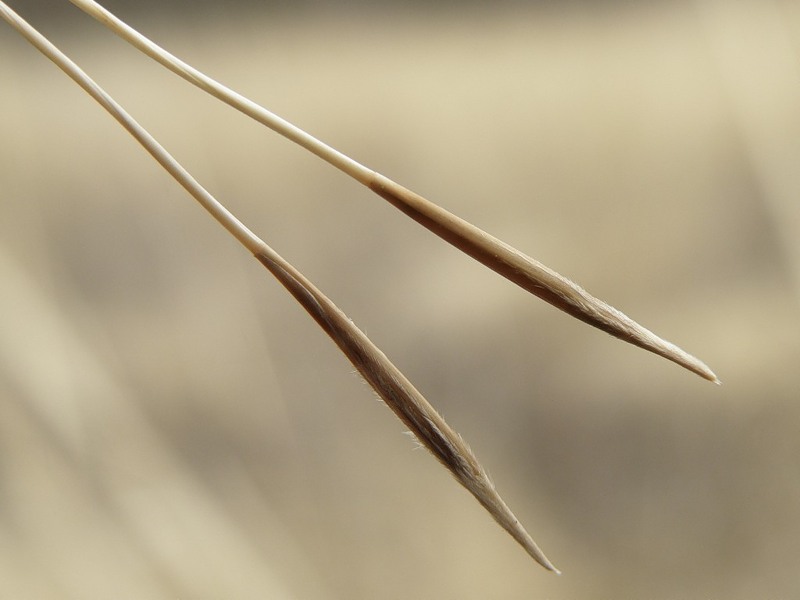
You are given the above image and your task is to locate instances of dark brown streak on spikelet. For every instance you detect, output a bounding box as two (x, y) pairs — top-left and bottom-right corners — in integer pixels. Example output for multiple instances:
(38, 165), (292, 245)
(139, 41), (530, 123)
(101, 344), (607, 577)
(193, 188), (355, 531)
(368, 175), (718, 383)
(254, 250), (559, 572)
(255, 250), (467, 473)
(369, 179), (588, 319)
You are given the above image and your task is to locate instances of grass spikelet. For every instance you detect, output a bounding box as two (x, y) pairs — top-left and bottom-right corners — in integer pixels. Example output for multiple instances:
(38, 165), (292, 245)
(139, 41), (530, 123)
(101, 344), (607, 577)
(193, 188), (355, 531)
(68, 0), (718, 383)
(0, 0), (559, 572)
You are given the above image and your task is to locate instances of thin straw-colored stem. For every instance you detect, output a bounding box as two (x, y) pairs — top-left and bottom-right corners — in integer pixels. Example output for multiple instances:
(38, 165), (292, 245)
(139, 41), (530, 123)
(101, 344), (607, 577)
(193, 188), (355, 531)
(0, 1), (559, 573)
(68, 0), (718, 384)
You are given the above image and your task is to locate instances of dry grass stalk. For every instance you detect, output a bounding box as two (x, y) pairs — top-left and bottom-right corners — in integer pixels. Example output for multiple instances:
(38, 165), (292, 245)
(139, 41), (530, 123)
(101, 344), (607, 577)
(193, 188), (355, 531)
(0, 1), (559, 572)
(69, 0), (719, 384)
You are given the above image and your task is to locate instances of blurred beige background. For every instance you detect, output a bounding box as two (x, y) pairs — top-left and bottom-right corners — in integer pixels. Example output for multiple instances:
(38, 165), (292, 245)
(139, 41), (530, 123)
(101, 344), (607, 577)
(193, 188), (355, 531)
(2, 1), (799, 598)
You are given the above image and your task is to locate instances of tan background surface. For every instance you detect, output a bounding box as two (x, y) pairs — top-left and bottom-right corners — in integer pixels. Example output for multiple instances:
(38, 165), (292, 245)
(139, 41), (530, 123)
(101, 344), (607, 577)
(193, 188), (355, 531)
(2, 1), (799, 597)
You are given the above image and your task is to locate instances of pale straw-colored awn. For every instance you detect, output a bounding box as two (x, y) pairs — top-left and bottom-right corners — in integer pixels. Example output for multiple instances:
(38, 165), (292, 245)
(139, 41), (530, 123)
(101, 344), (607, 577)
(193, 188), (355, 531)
(0, 0), (719, 575)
